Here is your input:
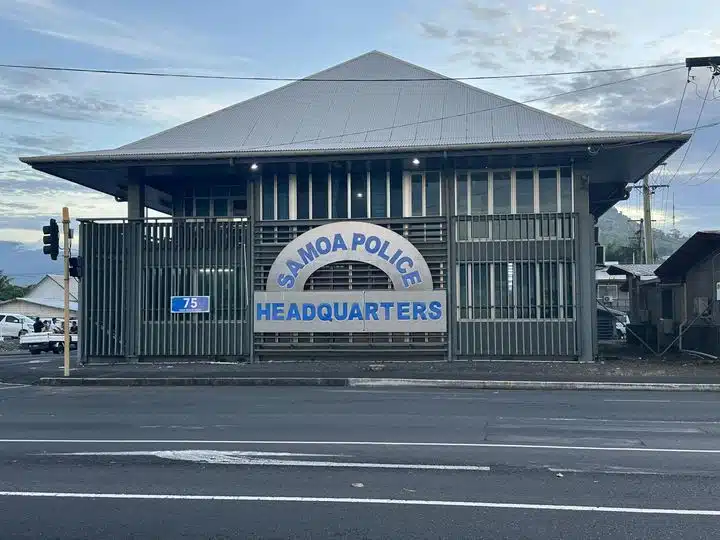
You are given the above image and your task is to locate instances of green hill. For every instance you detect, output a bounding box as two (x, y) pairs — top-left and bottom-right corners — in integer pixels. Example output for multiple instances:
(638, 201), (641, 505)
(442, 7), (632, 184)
(598, 207), (687, 263)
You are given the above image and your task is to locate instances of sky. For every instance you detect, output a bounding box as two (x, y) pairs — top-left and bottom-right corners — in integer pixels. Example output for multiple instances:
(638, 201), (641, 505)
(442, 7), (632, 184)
(0, 0), (719, 257)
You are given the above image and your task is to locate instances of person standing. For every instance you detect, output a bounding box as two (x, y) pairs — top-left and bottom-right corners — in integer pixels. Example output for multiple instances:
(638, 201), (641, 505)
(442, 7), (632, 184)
(33, 317), (44, 333)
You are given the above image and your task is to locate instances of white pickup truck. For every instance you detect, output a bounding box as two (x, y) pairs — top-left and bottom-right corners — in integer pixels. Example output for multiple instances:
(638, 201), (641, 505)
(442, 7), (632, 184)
(19, 332), (78, 355)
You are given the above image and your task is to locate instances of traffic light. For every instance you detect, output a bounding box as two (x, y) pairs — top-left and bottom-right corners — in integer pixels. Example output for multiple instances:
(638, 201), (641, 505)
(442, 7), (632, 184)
(42, 219), (59, 260)
(69, 256), (82, 278)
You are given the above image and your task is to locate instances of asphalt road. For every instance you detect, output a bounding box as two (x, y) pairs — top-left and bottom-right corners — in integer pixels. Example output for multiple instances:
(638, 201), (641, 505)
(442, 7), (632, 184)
(1, 384), (719, 538)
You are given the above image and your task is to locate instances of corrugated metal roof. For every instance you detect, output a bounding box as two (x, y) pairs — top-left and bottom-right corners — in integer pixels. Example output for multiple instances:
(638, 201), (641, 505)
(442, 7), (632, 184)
(606, 264), (660, 278)
(21, 51), (688, 164)
(655, 231), (720, 281)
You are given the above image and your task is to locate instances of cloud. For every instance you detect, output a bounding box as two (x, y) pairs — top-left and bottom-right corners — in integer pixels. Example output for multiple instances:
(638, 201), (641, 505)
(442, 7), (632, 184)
(0, 91), (143, 122)
(0, 0), (246, 67)
(530, 4), (549, 12)
(0, 228), (43, 245)
(419, 22), (450, 39)
(576, 27), (620, 45)
(548, 40), (576, 63)
(464, 1), (510, 20)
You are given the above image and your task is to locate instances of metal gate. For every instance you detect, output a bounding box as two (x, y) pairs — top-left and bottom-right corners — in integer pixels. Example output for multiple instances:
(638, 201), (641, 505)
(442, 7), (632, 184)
(452, 213), (579, 358)
(79, 218), (252, 361)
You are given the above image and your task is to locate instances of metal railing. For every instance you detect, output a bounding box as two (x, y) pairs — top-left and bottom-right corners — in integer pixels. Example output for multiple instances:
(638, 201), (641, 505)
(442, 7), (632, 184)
(80, 218), (251, 360)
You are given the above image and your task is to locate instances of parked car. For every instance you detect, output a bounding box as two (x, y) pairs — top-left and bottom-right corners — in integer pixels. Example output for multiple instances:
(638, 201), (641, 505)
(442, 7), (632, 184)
(0, 313), (35, 338)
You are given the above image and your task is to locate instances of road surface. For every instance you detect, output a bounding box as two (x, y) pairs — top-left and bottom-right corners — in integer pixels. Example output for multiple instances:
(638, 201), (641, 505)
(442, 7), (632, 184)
(0, 384), (719, 538)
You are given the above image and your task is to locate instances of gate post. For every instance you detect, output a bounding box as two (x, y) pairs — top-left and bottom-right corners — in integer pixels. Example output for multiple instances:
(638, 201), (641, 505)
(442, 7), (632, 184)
(443, 161), (456, 362)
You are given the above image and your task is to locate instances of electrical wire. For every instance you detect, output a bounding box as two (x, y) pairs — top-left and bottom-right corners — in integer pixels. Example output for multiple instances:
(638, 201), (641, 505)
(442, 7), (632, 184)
(683, 134), (720, 185)
(672, 69), (690, 132)
(662, 76), (713, 186)
(687, 163), (720, 186)
(0, 61), (685, 82)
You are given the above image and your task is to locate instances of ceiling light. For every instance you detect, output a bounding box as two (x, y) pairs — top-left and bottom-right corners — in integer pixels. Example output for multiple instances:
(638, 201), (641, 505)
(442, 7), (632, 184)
(250, 163), (259, 171)
(412, 158), (420, 166)
(355, 192), (364, 199)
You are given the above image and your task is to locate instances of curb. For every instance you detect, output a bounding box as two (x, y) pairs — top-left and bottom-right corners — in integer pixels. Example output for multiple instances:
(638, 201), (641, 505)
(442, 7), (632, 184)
(38, 377), (720, 391)
(39, 377), (348, 387)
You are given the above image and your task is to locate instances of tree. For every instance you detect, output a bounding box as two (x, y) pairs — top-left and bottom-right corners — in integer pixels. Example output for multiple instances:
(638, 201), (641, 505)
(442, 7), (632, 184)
(0, 271), (31, 302)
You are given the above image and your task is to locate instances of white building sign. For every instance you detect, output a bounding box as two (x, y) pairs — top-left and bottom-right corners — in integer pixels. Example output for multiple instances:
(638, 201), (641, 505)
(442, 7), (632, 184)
(255, 222), (447, 333)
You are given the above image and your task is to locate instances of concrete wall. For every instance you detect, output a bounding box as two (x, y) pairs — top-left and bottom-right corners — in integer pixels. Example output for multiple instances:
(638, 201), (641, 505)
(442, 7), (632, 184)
(0, 300), (75, 319)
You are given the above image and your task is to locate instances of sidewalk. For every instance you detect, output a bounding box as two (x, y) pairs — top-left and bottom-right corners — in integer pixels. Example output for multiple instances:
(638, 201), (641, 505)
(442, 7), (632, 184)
(15, 356), (720, 390)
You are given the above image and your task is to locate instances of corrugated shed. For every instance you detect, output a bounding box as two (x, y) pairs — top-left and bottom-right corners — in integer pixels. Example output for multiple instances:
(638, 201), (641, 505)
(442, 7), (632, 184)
(21, 51), (684, 163)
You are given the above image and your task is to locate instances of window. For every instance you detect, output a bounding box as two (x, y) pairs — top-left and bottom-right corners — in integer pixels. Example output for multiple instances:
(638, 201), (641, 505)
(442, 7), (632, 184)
(5, 315), (19, 323)
(261, 173), (274, 220)
(470, 172), (488, 215)
(370, 168), (387, 218)
(276, 172), (289, 220)
(515, 262), (537, 318)
(296, 165), (310, 220)
(195, 198), (210, 217)
(457, 263), (491, 319)
(389, 165), (403, 217)
(560, 167), (573, 212)
(456, 173), (468, 214)
(661, 289), (674, 319)
(598, 284), (618, 299)
(213, 199), (228, 217)
(494, 263), (511, 319)
(409, 172), (442, 217)
(515, 170), (534, 213)
(539, 169), (558, 212)
(411, 174), (423, 217)
(311, 163), (329, 219)
(350, 171), (367, 218)
(331, 164), (347, 219)
(493, 171), (511, 214)
(539, 262), (560, 318)
(425, 172), (441, 216)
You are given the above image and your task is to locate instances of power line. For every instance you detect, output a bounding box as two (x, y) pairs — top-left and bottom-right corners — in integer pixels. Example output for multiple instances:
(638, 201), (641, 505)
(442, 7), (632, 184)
(0, 61), (685, 82)
(243, 66), (684, 152)
(672, 69), (690, 131)
(667, 76), (714, 186)
(687, 163), (720, 186)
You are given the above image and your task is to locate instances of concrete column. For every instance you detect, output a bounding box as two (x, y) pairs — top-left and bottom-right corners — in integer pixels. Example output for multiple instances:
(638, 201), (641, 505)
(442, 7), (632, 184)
(575, 172), (597, 362)
(125, 167), (145, 362)
(127, 182), (145, 219)
(443, 161), (456, 361)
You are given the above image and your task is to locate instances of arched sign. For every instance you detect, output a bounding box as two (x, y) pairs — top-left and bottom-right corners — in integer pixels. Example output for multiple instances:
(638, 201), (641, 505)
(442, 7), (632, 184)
(255, 222), (446, 333)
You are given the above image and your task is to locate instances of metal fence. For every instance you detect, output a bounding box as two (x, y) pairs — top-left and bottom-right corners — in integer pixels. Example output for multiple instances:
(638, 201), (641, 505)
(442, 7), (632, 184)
(253, 217), (448, 358)
(452, 213), (578, 357)
(79, 214), (581, 361)
(80, 218), (251, 360)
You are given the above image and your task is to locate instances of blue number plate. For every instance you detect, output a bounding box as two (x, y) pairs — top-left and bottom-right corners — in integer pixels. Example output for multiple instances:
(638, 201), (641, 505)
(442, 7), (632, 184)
(170, 296), (210, 313)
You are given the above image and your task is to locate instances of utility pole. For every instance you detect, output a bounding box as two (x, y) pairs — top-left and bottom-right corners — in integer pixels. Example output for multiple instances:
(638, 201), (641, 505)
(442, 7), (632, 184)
(642, 176), (654, 263)
(62, 207), (71, 377)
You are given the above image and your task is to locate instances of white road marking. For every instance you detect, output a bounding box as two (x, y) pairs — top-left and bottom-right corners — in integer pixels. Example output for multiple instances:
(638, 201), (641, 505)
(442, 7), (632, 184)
(605, 399), (718, 404)
(497, 416), (720, 425)
(3, 439), (720, 454)
(0, 384), (29, 390)
(49, 450), (490, 471)
(0, 491), (718, 515)
(548, 467), (662, 476)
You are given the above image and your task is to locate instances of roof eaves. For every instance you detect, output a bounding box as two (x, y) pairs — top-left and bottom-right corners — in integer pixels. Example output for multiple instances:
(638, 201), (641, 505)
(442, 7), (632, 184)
(21, 132), (691, 165)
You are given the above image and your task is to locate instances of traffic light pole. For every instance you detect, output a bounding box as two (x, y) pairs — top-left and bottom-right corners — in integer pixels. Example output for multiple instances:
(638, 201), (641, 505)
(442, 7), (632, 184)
(62, 207), (70, 377)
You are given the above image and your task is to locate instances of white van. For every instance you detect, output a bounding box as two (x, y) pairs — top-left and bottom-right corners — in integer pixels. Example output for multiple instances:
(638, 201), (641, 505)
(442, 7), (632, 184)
(0, 313), (35, 338)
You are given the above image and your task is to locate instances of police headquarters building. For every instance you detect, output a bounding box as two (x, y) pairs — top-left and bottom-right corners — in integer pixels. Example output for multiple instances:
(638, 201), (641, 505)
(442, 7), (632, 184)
(21, 52), (688, 363)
